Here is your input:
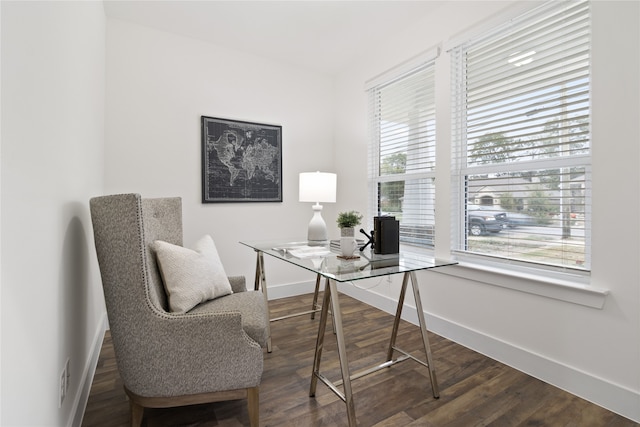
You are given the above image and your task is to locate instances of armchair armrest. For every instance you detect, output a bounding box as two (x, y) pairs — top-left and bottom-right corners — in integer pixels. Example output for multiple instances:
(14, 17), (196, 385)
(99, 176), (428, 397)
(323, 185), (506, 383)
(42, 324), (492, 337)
(117, 309), (263, 398)
(228, 275), (248, 293)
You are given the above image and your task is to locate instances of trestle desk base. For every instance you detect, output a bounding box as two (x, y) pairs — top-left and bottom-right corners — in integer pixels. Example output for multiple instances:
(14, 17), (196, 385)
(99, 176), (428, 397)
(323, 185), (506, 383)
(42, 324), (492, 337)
(309, 271), (439, 427)
(253, 250), (326, 353)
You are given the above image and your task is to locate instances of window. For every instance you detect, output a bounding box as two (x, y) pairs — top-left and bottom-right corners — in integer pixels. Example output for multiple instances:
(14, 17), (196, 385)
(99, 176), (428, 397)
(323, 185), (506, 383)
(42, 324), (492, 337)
(367, 60), (436, 248)
(451, 1), (591, 271)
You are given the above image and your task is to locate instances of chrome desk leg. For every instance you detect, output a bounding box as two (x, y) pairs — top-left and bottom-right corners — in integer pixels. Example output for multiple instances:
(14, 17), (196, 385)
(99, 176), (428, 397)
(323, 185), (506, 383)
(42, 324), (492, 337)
(310, 279), (357, 426)
(255, 250), (272, 353)
(409, 271), (439, 398)
(310, 273), (335, 332)
(328, 279), (357, 426)
(310, 277), (331, 397)
(387, 272), (410, 361)
(253, 252), (261, 291)
(311, 273), (321, 320)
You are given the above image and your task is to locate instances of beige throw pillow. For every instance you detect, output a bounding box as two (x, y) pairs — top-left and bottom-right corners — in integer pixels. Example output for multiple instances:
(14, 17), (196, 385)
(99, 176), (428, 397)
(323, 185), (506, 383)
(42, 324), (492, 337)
(152, 235), (233, 313)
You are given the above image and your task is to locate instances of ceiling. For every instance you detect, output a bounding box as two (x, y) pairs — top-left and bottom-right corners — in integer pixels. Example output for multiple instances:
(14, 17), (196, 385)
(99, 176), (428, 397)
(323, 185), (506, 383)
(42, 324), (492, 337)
(103, 1), (445, 75)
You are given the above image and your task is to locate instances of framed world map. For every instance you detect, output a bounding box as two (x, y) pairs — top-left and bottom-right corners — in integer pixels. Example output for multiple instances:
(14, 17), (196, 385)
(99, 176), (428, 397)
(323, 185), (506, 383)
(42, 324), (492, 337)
(201, 116), (282, 203)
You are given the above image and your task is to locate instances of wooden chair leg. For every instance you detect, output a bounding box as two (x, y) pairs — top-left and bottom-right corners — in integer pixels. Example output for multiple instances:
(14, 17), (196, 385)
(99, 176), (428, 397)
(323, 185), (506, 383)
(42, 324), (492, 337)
(130, 399), (144, 427)
(247, 386), (259, 427)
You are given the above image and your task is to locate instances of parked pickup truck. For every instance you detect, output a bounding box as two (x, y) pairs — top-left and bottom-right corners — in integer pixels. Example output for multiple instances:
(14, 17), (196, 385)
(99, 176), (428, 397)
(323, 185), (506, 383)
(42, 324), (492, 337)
(468, 206), (508, 236)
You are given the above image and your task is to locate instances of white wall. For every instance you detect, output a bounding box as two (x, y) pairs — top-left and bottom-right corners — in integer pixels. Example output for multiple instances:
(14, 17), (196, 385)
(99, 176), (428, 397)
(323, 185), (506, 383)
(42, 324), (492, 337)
(2, 1), (636, 425)
(1, 1), (106, 426)
(105, 2), (639, 421)
(333, 1), (639, 422)
(105, 18), (338, 290)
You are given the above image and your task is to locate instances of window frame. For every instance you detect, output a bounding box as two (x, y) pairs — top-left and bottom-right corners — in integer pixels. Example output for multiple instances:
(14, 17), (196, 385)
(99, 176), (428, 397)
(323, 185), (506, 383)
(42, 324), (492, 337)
(367, 56), (438, 250)
(449, 0), (593, 276)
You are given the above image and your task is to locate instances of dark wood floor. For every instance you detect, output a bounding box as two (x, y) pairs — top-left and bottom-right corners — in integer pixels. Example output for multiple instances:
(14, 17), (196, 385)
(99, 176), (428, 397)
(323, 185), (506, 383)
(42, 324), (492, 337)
(82, 292), (638, 427)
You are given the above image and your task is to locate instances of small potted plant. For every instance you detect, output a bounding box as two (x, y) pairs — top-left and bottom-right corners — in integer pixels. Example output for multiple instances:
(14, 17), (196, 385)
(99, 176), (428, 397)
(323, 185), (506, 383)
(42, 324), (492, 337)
(336, 210), (363, 237)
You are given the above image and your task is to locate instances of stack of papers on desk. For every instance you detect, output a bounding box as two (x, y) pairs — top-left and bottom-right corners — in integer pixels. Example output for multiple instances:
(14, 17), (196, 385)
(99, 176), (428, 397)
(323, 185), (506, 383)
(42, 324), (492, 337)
(330, 239), (366, 252)
(286, 246), (332, 259)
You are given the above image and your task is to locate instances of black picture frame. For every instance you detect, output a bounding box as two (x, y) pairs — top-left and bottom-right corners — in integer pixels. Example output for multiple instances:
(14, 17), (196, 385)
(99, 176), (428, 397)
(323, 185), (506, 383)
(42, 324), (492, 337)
(201, 116), (282, 203)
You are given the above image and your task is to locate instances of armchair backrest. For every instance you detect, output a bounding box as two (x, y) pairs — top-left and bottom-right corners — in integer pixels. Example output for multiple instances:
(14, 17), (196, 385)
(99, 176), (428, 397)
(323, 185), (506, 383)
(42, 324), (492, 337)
(90, 193), (181, 318)
(140, 196), (182, 311)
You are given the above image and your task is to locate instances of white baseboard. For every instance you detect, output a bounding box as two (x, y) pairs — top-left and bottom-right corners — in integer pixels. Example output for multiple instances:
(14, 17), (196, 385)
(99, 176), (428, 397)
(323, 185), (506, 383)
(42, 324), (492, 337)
(70, 313), (108, 427)
(265, 279), (319, 300)
(331, 284), (640, 423)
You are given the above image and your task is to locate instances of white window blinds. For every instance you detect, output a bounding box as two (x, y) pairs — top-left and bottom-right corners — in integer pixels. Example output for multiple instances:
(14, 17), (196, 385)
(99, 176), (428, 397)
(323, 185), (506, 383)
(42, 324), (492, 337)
(368, 61), (436, 247)
(451, 1), (591, 271)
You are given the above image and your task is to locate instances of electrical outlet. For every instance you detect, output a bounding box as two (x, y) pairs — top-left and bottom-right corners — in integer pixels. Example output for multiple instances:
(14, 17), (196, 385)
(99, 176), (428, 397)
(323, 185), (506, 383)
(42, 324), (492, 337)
(65, 358), (70, 395)
(59, 358), (70, 408)
(59, 367), (66, 407)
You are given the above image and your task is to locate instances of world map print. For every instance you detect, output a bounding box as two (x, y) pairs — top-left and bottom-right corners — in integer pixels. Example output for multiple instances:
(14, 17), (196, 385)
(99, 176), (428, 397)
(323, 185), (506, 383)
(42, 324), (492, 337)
(202, 117), (282, 202)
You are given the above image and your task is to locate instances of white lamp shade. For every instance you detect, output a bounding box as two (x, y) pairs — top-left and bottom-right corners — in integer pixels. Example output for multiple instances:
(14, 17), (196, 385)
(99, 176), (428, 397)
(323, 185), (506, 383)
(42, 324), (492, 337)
(299, 172), (337, 203)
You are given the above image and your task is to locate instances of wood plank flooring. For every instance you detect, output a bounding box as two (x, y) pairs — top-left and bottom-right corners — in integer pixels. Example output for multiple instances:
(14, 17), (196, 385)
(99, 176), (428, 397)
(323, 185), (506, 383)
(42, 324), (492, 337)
(82, 292), (638, 427)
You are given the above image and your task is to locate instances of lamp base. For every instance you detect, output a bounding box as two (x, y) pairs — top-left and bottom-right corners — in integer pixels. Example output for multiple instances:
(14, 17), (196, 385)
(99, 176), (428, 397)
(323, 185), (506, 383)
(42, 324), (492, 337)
(307, 203), (328, 245)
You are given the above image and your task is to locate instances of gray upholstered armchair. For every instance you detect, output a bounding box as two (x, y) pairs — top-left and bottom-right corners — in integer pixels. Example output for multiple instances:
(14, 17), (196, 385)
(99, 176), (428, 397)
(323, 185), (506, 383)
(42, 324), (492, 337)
(90, 193), (267, 427)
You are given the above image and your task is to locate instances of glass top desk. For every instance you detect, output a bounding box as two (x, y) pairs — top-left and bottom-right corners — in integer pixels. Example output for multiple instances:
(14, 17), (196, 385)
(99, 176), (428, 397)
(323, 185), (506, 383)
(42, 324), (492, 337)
(240, 239), (457, 427)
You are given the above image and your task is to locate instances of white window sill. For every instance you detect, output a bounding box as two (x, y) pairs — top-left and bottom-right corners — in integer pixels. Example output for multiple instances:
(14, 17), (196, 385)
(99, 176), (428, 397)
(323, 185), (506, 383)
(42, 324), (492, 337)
(433, 261), (609, 309)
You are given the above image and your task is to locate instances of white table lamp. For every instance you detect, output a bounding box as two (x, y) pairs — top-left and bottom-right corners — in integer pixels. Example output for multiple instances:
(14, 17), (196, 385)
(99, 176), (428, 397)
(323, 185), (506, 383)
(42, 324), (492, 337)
(299, 171), (337, 244)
